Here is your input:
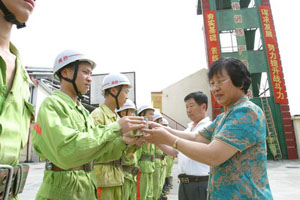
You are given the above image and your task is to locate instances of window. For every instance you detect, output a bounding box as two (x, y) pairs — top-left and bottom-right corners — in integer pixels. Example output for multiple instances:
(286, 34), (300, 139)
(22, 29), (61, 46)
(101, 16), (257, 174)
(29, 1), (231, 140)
(245, 28), (263, 51)
(219, 30), (238, 53)
(216, 0), (256, 11)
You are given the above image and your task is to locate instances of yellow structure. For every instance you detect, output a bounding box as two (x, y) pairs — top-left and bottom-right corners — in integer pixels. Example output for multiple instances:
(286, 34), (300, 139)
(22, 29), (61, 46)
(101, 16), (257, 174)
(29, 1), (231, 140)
(151, 92), (162, 111)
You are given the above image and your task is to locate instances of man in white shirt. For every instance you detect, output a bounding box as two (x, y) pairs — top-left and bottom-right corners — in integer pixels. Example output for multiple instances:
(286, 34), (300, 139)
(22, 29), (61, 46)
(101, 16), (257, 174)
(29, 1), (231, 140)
(177, 91), (211, 200)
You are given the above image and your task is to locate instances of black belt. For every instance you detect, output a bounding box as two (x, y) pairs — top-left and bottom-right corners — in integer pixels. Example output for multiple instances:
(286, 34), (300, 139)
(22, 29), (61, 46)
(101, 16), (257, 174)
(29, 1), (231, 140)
(178, 174), (209, 183)
(122, 165), (140, 176)
(45, 160), (93, 172)
(140, 155), (155, 162)
(94, 158), (124, 167)
(0, 164), (30, 200)
(155, 154), (165, 160)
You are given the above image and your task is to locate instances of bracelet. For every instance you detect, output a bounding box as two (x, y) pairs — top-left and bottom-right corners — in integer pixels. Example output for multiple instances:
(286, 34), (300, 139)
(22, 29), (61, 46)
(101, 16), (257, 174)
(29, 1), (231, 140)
(172, 138), (179, 149)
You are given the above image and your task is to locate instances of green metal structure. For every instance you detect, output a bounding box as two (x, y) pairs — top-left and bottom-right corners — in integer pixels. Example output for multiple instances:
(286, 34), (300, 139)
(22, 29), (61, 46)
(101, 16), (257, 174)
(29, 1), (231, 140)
(197, 0), (298, 159)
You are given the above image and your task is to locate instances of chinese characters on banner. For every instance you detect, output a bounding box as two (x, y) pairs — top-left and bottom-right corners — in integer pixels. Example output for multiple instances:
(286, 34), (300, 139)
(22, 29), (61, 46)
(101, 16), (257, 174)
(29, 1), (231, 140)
(204, 10), (221, 108)
(204, 10), (220, 67)
(259, 5), (288, 104)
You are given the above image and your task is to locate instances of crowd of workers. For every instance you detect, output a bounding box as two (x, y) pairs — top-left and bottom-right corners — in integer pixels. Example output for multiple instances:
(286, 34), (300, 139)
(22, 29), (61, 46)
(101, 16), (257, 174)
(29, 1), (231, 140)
(1, 1), (274, 200)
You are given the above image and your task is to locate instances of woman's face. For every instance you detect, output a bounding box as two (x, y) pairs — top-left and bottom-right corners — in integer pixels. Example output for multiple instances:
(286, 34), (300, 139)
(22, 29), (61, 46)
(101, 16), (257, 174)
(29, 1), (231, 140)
(209, 68), (245, 111)
(2, 0), (35, 23)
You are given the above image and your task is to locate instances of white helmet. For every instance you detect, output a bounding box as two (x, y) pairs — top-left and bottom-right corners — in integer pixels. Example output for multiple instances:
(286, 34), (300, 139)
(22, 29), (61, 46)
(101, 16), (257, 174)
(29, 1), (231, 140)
(153, 111), (163, 122)
(53, 50), (96, 80)
(102, 73), (131, 91)
(117, 99), (136, 112)
(162, 118), (169, 126)
(137, 105), (155, 115)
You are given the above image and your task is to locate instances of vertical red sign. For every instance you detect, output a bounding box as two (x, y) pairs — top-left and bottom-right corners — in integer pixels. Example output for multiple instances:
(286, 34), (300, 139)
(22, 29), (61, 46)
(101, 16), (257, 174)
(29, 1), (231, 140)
(259, 5), (288, 104)
(204, 10), (221, 67)
(203, 10), (222, 110)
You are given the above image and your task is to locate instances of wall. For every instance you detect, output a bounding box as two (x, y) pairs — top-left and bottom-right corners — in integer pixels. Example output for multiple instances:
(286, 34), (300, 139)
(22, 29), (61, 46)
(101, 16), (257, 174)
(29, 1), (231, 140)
(162, 69), (211, 127)
(292, 115), (300, 158)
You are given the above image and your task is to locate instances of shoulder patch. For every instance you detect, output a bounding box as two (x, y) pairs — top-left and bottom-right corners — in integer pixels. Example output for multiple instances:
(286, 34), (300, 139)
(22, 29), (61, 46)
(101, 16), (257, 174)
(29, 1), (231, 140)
(34, 123), (42, 135)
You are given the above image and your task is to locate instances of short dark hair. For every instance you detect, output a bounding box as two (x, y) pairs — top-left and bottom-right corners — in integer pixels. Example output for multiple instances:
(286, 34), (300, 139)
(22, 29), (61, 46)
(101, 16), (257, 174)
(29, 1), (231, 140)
(184, 91), (208, 111)
(208, 57), (251, 94)
(57, 61), (77, 82)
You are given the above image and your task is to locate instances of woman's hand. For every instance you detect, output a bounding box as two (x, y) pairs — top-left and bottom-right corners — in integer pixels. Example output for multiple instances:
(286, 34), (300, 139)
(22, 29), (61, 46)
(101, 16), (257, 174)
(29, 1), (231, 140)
(142, 127), (174, 146)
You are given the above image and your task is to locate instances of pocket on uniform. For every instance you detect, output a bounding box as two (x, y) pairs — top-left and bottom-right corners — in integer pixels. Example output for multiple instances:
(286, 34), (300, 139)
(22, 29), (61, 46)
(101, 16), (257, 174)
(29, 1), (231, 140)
(21, 100), (35, 147)
(23, 100), (35, 118)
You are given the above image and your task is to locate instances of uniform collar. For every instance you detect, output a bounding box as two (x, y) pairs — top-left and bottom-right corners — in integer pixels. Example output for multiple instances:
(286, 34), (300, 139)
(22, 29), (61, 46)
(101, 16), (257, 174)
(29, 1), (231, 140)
(53, 90), (78, 109)
(9, 43), (20, 57)
(100, 104), (118, 120)
(10, 42), (33, 85)
(1, 43), (33, 95)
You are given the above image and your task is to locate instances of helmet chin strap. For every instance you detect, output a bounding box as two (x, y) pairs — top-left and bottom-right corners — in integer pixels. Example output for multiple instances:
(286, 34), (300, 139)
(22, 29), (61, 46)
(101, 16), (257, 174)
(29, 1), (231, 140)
(59, 61), (83, 100)
(0, 1), (26, 29)
(108, 85), (123, 110)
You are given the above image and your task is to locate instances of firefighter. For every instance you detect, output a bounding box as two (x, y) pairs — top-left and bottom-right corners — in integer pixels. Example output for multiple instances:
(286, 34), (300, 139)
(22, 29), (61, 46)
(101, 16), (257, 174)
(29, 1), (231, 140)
(91, 73), (135, 200)
(153, 111), (168, 200)
(32, 50), (145, 200)
(135, 105), (156, 200)
(0, 0), (36, 199)
(117, 99), (142, 200)
(161, 118), (174, 200)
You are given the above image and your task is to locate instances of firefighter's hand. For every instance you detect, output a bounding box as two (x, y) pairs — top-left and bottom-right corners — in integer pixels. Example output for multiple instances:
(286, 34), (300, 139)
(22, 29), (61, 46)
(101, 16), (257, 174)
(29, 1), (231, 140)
(118, 116), (146, 134)
(135, 138), (146, 147)
(122, 132), (144, 145)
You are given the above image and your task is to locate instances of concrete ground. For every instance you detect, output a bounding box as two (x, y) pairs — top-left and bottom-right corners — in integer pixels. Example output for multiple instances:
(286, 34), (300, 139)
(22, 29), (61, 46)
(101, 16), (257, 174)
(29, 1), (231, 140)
(19, 159), (300, 200)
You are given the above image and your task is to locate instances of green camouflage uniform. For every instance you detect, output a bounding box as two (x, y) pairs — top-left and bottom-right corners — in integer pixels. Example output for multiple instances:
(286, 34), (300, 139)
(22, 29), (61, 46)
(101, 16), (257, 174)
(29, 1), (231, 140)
(91, 104), (126, 200)
(123, 146), (139, 200)
(32, 91), (126, 200)
(136, 143), (155, 200)
(0, 43), (34, 200)
(153, 146), (167, 200)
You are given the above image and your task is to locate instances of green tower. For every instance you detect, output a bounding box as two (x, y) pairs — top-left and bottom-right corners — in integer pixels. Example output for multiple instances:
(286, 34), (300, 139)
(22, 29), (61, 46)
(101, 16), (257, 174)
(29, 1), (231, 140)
(198, 0), (297, 159)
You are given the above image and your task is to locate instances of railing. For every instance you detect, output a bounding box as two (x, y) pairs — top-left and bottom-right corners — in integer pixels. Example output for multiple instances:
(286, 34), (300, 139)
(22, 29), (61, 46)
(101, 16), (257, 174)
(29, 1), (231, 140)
(161, 112), (186, 131)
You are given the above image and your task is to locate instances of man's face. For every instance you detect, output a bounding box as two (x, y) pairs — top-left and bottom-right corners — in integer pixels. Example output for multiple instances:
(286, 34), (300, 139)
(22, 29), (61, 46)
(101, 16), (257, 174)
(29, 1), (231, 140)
(127, 109), (136, 116)
(120, 109), (135, 117)
(2, 0), (35, 23)
(117, 85), (129, 108)
(74, 62), (93, 95)
(185, 98), (206, 123)
(144, 109), (154, 121)
(156, 118), (163, 124)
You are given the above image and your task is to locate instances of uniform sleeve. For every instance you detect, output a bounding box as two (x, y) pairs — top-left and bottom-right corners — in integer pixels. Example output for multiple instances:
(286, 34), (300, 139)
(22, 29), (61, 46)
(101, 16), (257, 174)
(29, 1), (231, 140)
(32, 100), (126, 169)
(214, 106), (261, 152)
(91, 108), (105, 126)
(91, 108), (128, 162)
(94, 136), (127, 162)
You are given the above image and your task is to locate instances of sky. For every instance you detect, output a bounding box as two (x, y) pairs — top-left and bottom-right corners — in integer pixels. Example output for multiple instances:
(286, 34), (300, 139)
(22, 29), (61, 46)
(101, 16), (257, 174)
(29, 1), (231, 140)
(11, 0), (300, 115)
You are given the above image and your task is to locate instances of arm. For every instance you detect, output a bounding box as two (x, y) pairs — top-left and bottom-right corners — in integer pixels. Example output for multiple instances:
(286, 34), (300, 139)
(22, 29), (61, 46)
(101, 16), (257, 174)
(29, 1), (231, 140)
(144, 106), (260, 167)
(173, 138), (237, 166)
(156, 144), (178, 157)
(143, 127), (236, 166)
(32, 100), (136, 169)
(148, 121), (210, 144)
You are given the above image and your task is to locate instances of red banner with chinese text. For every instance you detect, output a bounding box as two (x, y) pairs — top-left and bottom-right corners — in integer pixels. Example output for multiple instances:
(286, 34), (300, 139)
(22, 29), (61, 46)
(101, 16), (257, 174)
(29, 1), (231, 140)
(204, 10), (221, 67)
(259, 5), (288, 104)
(203, 10), (221, 109)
